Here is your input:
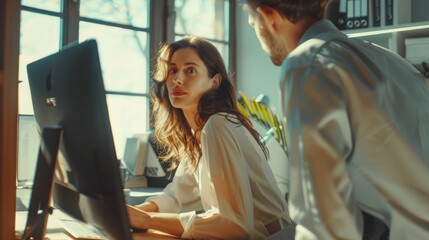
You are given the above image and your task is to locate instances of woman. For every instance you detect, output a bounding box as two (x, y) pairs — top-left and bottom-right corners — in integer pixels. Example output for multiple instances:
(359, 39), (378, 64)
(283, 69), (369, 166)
(127, 36), (290, 239)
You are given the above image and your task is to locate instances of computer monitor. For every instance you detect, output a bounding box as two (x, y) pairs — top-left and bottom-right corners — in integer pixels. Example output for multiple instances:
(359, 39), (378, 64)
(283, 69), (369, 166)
(24, 39), (132, 239)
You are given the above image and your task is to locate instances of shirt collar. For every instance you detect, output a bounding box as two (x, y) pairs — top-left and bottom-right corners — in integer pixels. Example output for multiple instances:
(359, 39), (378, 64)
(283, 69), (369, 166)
(297, 19), (347, 46)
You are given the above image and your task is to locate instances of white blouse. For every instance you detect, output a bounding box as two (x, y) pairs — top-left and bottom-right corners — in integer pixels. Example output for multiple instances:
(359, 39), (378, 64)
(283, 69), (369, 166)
(146, 113), (291, 239)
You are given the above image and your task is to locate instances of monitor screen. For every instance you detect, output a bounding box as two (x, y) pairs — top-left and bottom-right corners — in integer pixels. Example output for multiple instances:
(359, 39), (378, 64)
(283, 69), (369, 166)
(26, 39), (132, 239)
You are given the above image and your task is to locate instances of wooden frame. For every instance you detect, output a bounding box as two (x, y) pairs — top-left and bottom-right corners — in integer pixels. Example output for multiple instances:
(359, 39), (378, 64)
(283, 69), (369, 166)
(0, 0), (20, 238)
(4, 1), (236, 238)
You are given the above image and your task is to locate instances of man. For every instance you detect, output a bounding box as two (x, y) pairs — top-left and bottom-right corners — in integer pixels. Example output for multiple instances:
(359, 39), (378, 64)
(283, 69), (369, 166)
(245, 0), (429, 239)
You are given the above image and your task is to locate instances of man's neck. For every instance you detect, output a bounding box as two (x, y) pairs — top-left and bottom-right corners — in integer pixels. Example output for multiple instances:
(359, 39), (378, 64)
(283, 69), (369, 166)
(280, 18), (319, 52)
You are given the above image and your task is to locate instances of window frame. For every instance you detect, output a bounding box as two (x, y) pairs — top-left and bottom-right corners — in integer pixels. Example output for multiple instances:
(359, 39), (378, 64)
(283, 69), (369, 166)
(16, 0), (236, 185)
(20, 0), (236, 119)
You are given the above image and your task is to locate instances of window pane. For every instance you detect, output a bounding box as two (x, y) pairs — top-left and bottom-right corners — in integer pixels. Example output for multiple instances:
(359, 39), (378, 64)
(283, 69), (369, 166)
(175, 0), (229, 41)
(80, 0), (149, 28)
(19, 11), (61, 115)
(80, 22), (149, 93)
(21, 0), (61, 12)
(106, 95), (149, 160)
(213, 42), (229, 70)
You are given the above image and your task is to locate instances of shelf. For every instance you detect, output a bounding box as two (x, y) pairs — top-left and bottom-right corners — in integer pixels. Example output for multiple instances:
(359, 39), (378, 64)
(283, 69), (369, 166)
(342, 20), (429, 58)
(345, 21), (429, 38)
(341, 18), (429, 78)
(326, 0), (429, 82)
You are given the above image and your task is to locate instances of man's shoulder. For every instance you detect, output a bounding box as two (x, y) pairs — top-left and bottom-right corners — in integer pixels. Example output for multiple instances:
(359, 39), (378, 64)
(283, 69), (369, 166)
(283, 34), (355, 73)
(282, 38), (328, 72)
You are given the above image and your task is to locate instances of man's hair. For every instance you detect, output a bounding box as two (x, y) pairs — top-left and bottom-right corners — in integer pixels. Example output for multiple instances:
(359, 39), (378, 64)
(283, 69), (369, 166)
(246, 0), (330, 23)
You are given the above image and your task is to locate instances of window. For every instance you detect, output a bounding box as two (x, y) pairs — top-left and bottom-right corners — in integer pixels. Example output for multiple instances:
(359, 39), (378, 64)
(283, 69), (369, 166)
(78, 0), (151, 164)
(17, 0), (235, 186)
(174, 0), (231, 67)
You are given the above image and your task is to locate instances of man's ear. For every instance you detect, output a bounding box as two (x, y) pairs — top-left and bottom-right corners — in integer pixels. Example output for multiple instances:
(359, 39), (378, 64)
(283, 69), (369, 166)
(256, 6), (282, 32)
(211, 73), (222, 89)
(256, 6), (275, 24)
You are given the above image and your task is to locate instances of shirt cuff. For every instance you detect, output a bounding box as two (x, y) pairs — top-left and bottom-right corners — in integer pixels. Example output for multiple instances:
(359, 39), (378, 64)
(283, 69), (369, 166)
(145, 194), (171, 213)
(179, 211), (196, 239)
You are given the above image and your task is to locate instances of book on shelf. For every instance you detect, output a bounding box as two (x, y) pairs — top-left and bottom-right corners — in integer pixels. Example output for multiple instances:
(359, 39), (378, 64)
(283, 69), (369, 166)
(371, 0), (381, 27)
(327, 0), (411, 30)
(326, 0), (347, 30)
(385, 0), (393, 25)
(385, 0), (411, 26)
(393, 0), (411, 25)
(346, 0), (369, 30)
(328, 0), (371, 30)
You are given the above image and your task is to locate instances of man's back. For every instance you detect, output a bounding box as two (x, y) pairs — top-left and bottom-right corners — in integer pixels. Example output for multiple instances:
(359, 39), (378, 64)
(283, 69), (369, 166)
(281, 20), (429, 239)
(331, 33), (429, 239)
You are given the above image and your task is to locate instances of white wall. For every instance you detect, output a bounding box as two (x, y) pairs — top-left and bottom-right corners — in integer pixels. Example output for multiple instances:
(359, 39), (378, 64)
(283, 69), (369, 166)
(235, 7), (282, 113)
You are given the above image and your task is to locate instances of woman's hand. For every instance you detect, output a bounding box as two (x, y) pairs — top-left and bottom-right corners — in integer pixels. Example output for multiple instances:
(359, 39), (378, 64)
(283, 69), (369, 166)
(127, 204), (151, 230)
(126, 203), (184, 237)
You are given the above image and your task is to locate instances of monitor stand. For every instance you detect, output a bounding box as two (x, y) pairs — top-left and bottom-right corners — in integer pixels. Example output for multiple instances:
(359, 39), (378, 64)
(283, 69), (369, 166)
(21, 127), (62, 240)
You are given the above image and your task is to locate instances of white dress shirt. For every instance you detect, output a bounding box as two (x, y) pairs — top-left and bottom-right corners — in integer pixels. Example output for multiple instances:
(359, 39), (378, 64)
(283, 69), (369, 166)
(280, 20), (429, 240)
(146, 113), (291, 239)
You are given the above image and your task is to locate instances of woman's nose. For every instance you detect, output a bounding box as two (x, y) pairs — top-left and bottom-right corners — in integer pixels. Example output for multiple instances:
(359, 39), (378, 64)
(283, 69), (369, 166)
(172, 71), (183, 85)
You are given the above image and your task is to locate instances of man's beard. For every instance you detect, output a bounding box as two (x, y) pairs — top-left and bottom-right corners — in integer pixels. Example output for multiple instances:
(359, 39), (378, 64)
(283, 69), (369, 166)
(259, 26), (288, 66)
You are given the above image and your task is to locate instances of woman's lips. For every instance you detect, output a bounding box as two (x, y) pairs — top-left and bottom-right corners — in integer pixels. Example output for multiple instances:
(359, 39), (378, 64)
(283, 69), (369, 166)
(172, 89), (187, 96)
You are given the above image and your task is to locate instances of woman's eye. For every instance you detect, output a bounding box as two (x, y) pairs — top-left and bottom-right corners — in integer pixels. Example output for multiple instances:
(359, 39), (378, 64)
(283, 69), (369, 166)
(186, 67), (196, 74)
(168, 68), (177, 75)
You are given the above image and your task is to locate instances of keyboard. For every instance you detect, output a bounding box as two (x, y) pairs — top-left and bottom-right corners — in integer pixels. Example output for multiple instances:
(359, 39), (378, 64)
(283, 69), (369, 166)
(58, 218), (105, 240)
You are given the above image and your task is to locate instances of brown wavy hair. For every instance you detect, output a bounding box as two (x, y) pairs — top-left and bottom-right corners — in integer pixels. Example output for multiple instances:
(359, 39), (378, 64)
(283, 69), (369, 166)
(245, 0), (330, 23)
(151, 36), (268, 171)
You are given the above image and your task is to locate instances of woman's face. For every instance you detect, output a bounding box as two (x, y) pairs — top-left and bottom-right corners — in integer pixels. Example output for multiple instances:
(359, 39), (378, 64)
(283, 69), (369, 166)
(166, 47), (215, 111)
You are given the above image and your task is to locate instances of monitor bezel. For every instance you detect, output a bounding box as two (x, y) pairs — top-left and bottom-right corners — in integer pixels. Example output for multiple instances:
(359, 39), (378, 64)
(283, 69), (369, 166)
(25, 39), (132, 239)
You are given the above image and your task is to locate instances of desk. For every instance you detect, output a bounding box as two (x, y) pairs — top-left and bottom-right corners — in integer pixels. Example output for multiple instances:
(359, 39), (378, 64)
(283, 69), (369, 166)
(134, 230), (179, 239)
(16, 188), (176, 239)
(15, 210), (179, 240)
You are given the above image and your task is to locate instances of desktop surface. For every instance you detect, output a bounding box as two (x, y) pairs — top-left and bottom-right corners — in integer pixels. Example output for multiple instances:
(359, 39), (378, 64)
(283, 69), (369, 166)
(16, 210), (179, 240)
(16, 187), (169, 239)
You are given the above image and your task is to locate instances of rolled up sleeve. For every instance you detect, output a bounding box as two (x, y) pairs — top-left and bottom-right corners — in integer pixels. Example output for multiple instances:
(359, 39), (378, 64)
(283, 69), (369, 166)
(180, 116), (255, 239)
(286, 65), (363, 240)
(146, 160), (203, 214)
